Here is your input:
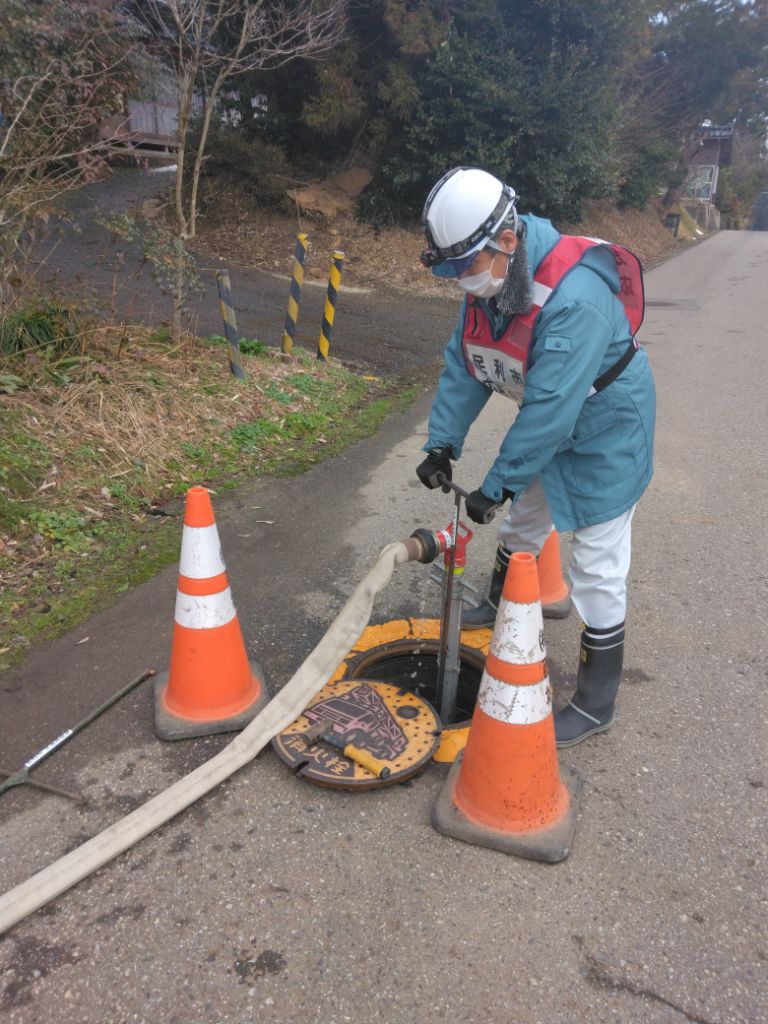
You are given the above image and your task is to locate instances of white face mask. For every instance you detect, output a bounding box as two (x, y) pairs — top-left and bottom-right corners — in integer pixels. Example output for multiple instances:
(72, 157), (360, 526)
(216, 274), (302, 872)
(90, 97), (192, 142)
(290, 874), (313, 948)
(457, 267), (507, 299)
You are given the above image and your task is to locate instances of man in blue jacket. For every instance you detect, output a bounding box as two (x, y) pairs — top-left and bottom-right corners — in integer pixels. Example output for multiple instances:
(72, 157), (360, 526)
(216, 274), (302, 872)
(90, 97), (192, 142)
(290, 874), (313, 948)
(416, 167), (656, 747)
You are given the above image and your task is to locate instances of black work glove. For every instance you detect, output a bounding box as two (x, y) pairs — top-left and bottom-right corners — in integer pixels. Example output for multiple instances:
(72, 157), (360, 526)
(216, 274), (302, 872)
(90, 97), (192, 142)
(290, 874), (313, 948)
(416, 447), (453, 490)
(465, 488), (514, 525)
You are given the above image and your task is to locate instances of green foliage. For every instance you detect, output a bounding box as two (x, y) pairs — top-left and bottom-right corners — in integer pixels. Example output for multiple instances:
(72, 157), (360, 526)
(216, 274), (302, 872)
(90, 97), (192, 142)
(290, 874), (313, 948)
(649, 2), (768, 134)
(356, 2), (627, 221)
(283, 410), (329, 435)
(716, 132), (768, 228)
(0, 0), (134, 93)
(619, 2), (768, 207)
(107, 481), (144, 512)
(0, 301), (86, 357)
(300, 53), (369, 136)
(98, 214), (201, 339)
(0, 491), (27, 532)
(202, 334), (266, 356)
(147, 326), (174, 348)
(229, 420), (281, 452)
(0, 360), (410, 667)
(247, 1), (455, 169)
(238, 338), (266, 356)
(618, 139), (683, 210)
(29, 509), (90, 551)
(250, 0), (649, 221)
(284, 372), (326, 398)
(0, 419), (49, 499)
(233, 0), (768, 222)
(0, 374), (27, 395)
(263, 382), (292, 403)
(0, 422), (45, 533)
(144, 227), (200, 304)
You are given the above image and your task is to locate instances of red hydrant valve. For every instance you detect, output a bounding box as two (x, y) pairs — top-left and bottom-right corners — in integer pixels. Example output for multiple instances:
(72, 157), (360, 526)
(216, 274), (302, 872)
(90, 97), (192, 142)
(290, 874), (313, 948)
(408, 522), (473, 565)
(448, 520), (473, 569)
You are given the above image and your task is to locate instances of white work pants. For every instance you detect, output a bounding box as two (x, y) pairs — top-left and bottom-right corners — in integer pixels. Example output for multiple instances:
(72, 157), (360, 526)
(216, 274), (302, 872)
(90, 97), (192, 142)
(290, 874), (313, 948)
(496, 477), (635, 629)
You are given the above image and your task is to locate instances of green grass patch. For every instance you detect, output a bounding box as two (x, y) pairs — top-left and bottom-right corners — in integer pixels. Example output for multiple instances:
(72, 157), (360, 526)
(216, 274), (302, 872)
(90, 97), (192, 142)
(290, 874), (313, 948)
(0, 339), (418, 670)
(0, 300), (86, 357)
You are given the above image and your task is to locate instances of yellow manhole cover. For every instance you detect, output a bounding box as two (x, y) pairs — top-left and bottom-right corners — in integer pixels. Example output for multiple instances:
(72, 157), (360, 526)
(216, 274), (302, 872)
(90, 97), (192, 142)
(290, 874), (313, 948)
(273, 679), (441, 790)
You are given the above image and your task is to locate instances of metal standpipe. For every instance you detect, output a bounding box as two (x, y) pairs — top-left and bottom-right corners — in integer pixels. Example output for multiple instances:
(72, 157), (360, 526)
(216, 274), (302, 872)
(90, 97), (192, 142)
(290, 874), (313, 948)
(409, 474), (501, 723)
(435, 475), (500, 723)
(436, 495), (464, 723)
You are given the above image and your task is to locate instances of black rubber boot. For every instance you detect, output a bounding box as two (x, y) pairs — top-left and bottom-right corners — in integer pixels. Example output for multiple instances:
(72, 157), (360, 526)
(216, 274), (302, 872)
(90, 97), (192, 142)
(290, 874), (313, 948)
(463, 543), (573, 628)
(461, 544), (510, 629)
(555, 623), (625, 747)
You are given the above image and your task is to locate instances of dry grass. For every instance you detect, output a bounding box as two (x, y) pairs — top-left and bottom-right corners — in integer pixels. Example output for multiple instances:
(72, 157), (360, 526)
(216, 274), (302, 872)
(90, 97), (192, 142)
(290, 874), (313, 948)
(2, 326), (333, 500)
(0, 327), (382, 661)
(193, 186), (683, 301)
(12, 338), (249, 486)
(558, 199), (683, 267)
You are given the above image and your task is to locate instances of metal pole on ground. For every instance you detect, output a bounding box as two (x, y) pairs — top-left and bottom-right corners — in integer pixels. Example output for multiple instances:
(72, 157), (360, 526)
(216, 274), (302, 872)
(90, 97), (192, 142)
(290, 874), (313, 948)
(215, 270), (247, 380)
(0, 669), (156, 801)
(317, 250), (345, 361)
(281, 233), (308, 355)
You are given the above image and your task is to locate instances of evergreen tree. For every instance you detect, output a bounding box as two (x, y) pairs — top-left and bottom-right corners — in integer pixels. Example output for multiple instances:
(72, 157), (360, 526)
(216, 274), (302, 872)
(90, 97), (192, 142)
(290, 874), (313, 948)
(235, 0), (768, 223)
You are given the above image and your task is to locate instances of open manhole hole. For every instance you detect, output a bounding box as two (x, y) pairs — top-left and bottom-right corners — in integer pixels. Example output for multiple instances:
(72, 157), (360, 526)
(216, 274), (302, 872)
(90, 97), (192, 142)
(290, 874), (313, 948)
(343, 639), (485, 725)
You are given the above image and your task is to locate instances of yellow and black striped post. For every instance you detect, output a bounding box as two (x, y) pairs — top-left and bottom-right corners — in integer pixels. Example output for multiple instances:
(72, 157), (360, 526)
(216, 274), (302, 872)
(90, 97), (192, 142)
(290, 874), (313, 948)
(317, 250), (345, 361)
(281, 233), (308, 355)
(215, 269), (247, 380)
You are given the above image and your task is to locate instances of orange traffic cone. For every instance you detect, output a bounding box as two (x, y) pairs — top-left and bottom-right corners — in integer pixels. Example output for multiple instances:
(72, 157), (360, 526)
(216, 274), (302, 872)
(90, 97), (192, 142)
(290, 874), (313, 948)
(154, 486), (269, 740)
(539, 530), (572, 619)
(432, 551), (581, 862)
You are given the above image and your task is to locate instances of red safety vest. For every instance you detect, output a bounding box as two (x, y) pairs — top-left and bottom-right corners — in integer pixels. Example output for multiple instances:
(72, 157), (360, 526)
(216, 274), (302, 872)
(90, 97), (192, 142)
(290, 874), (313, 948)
(461, 236), (644, 402)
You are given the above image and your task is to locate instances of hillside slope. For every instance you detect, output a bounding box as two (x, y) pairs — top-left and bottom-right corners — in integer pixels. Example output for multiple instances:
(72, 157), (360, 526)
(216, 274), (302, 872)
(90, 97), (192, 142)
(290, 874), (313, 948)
(195, 187), (685, 301)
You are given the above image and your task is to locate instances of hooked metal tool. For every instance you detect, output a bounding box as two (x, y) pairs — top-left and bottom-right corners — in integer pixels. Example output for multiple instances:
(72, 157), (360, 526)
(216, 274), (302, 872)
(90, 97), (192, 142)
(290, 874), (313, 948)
(435, 473), (502, 524)
(0, 669), (156, 802)
(302, 719), (392, 779)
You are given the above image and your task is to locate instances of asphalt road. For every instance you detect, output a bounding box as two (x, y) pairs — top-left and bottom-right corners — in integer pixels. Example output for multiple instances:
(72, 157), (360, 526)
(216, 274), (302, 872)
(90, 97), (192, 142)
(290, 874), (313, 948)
(1, 231), (766, 1023)
(36, 168), (455, 375)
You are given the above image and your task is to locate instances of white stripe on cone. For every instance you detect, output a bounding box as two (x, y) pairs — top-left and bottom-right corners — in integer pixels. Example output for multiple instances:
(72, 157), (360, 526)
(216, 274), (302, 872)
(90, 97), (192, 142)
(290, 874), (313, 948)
(179, 524), (226, 579)
(477, 672), (552, 726)
(489, 599), (545, 665)
(174, 587), (237, 630)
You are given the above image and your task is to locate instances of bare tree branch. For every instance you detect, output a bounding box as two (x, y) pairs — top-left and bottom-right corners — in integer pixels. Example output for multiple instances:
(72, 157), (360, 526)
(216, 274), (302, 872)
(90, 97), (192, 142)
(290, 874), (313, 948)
(132, 0), (347, 240)
(0, 5), (135, 303)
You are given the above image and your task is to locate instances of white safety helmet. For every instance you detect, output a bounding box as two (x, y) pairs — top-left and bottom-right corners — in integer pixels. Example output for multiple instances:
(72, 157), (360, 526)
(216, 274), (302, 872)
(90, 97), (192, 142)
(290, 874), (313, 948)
(421, 167), (519, 274)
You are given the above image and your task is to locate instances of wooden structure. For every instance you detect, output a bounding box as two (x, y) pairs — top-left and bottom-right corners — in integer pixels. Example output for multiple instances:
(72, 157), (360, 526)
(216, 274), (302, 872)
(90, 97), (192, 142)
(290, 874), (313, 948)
(100, 99), (178, 161)
(99, 65), (207, 162)
(682, 122), (734, 231)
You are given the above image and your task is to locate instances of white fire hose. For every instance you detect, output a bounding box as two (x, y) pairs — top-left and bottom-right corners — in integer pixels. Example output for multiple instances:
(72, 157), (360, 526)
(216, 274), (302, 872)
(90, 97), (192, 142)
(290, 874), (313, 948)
(0, 540), (425, 936)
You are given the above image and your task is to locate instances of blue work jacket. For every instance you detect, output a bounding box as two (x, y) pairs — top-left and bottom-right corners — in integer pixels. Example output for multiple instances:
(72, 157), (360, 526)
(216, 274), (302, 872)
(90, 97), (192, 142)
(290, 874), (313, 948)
(424, 214), (657, 532)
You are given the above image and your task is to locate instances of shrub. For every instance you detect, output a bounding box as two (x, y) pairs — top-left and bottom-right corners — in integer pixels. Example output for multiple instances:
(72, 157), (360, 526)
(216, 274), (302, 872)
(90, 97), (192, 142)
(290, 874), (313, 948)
(238, 338), (266, 356)
(618, 141), (684, 210)
(0, 301), (87, 357)
(193, 122), (295, 209)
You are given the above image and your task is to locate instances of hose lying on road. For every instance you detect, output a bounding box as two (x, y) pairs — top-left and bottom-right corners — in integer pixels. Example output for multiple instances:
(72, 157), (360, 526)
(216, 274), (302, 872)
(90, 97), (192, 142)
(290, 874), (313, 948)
(0, 540), (422, 936)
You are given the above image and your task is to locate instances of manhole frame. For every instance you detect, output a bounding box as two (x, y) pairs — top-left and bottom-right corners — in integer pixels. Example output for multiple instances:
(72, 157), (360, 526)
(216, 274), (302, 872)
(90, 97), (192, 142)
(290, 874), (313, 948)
(342, 637), (487, 726)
